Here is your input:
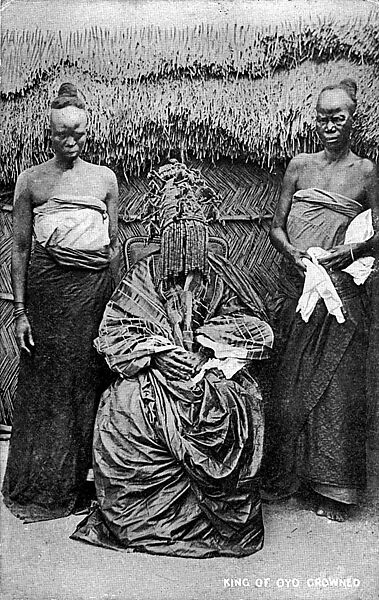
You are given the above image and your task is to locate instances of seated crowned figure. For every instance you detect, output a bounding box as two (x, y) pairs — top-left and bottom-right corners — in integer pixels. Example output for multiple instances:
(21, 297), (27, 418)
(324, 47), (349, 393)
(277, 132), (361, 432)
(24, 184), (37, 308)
(71, 161), (274, 558)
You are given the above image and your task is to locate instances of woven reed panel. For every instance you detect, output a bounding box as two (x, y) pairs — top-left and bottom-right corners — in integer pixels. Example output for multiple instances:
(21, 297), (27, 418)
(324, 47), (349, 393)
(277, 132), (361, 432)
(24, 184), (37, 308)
(118, 159), (283, 298)
(0, 210), (19, 424)
(0, 209), (13, 296)
(0, 300), (18, 424)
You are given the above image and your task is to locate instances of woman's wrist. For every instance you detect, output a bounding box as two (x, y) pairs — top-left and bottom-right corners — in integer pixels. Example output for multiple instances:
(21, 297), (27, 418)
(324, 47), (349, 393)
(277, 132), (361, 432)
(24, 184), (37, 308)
(13, 300), (27, 319)
(282, 244), (297, 261)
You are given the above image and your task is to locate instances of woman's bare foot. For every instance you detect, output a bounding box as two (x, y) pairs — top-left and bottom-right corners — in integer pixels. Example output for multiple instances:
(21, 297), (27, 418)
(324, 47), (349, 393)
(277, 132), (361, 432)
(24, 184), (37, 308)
(315, 496), (348, 522)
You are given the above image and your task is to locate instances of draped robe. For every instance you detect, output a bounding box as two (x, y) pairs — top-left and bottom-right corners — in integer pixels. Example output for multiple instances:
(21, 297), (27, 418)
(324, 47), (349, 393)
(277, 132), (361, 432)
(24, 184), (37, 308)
(2, 245), (112, 522)
(71, 251), (273, 557)
(2, 196), (113, 522)
(264, 189), (369, 504)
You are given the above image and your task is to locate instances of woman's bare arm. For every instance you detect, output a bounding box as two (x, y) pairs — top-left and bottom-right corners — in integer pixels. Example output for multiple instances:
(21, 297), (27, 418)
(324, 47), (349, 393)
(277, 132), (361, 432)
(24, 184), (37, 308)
(104, 168), (120, 282)
(320, 160), (379, 269)
(12, 170), (34, 353)
(359, 160), (379, 256)
(104, 168), (119, 250)
(270, 156), (308, 272)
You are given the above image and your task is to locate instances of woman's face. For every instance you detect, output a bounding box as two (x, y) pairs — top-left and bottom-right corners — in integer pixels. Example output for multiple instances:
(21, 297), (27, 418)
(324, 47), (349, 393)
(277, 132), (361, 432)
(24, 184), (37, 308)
(50, 106), (87, 162)
(316, 89), (354, 151)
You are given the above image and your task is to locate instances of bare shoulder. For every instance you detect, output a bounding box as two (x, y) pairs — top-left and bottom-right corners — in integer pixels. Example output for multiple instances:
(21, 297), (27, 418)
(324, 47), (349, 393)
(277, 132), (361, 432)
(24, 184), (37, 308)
(25, 159), (56, 182)
(357, 157), (376, 177)
(84, 161), (115, 176)
(99, 166), (118, 195)
(288, 152), (320, 170)
(15, 161), (51, 191)
(292, 152), (311, 164)
(14, 167), (36, 203)
(100, 165), (118, 184)
(83, 161), (117, 185)
(296, 151), (323, 166)
(15, 168), (30, 188)
(284, 153), (319, 181)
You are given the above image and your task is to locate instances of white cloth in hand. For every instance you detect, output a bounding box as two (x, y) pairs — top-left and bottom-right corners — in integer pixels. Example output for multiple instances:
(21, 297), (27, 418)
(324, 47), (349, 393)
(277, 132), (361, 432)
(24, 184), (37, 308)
(297, 210), (374, 323)
(342, 209), (374, 285)
(297, 248), (344, 324)
(192, 334), (248, 383)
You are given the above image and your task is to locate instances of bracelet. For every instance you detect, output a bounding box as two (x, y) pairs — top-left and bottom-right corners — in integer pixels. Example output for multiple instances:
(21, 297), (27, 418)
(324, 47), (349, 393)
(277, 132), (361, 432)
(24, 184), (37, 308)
(350, 245), (355, 262)
(13, 301), (26, 319)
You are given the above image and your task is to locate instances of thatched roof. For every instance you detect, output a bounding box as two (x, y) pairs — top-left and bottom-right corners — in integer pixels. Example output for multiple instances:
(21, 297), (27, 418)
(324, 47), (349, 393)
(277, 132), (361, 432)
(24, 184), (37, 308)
(1, 12), (378, 187)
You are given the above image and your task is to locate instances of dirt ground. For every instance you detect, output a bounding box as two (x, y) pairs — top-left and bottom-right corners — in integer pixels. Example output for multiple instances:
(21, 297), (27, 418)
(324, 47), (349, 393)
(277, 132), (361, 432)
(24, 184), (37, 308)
(1, 440), (378, 600)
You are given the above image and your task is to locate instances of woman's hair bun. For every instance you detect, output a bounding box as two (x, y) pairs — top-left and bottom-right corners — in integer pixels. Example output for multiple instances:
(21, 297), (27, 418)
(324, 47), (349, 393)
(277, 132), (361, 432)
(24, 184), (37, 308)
(339, 78), (357, 101)
(317, 77), (358, 114)
(57, 82), (78, 97)
(51, 82), (85, 110)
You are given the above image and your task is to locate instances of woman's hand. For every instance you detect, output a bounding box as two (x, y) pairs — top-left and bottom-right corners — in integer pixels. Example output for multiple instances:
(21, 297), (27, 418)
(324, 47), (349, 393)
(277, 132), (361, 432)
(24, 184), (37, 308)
(286, 247), (309, 276)
(15, 314), (34, 355)
(318, 244), (356, 271)
(153, 348), (203, 380)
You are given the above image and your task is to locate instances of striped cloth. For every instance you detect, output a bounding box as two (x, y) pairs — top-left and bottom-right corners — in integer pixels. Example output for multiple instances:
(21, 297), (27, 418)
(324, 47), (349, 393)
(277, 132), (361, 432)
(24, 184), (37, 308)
(95, 251), (273, 377)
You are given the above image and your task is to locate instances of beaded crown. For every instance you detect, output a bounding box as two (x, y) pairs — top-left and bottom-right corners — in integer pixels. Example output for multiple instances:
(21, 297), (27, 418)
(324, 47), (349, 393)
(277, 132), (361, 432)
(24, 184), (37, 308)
(143, 160), (221, 282)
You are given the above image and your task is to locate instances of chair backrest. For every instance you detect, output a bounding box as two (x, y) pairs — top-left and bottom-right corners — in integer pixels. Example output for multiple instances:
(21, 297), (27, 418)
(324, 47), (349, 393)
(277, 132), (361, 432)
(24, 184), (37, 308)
(123, 235), (229, 272)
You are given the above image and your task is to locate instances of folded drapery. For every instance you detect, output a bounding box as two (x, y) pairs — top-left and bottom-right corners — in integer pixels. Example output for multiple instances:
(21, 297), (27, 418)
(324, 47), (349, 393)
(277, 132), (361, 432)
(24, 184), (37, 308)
(71, 252), (272, 557)
(194, 313), (273, 381)
(2, 244), (112, 521)
(297, 209), (374, 323)
(33, 195), (111, 269)
(297, 248), (345, 323)
(264, 188), (369, 506)
(342, 209), (374, 284)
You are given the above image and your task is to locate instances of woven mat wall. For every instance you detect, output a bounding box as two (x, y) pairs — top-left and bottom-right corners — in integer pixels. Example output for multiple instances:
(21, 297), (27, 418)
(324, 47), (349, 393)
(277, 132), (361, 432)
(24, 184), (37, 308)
(0, 209), (17, 424)
(118, 159), (283, 294)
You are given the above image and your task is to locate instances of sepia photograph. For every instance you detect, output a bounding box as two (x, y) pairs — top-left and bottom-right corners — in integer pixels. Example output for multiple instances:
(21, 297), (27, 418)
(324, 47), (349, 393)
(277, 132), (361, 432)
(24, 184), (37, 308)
(0, 1), (378, 599)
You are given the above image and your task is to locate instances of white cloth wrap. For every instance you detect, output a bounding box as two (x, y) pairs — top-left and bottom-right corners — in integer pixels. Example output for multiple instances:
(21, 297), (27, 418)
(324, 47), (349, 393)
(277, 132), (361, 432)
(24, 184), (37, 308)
(192, 335), (248, 383)
(297, 209), (374, 324)
(342, 209), (374, 285)
(33, 196), (110, 251)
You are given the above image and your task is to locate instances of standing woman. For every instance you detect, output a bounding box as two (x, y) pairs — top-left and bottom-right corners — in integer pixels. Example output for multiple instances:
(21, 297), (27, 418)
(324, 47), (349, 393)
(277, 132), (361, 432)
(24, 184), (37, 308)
(2, 83), (119, 521)
(263, 79), (378, 521)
